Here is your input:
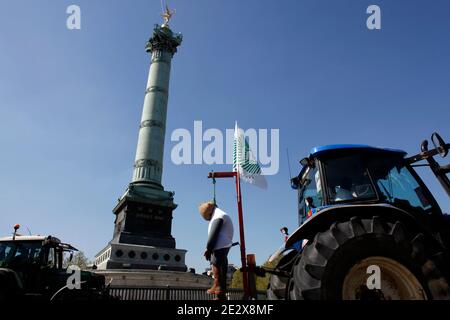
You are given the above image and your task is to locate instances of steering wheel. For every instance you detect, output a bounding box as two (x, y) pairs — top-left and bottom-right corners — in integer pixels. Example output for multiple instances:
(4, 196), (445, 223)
(354, 184), (371, 197)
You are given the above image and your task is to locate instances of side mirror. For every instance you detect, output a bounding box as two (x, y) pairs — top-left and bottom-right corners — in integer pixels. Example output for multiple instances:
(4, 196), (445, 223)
(69, 252), (73, 262)
(300, 157), (311, 167)
(431, 132), (448, 158)
(290, 177), (299, 190)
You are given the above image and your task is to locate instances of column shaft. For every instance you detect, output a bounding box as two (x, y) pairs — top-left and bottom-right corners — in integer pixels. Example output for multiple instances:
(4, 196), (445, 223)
(132, 50), (173, 186)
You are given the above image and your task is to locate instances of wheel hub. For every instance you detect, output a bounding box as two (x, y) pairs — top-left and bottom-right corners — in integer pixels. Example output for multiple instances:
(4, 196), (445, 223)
(342, 256), (427, 300)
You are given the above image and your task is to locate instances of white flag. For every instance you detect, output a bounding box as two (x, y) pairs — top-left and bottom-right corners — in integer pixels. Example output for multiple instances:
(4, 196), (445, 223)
(233, 122), (267, 189)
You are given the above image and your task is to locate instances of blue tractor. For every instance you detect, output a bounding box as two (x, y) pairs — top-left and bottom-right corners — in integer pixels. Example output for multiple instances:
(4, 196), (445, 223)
(266, 133), (450, 300)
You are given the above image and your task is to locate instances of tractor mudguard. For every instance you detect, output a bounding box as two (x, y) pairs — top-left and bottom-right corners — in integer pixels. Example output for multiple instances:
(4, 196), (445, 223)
(268, 246), (295, 266)
(286, 203), (439, 249)
(0, 268), (24, 299)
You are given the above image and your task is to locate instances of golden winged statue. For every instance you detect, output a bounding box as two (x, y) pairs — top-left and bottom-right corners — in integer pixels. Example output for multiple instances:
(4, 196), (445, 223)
(161, 5), (175, 28)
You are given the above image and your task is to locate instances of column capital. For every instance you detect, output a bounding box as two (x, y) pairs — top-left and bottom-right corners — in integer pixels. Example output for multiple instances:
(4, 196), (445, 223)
(145, 24), (183, 55)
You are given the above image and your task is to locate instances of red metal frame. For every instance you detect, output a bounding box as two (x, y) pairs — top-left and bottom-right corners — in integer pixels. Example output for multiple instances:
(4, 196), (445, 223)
(208, 171), (250, 300)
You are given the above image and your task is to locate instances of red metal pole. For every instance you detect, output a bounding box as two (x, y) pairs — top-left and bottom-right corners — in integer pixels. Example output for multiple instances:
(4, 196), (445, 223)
(235, 171), (249, 300)
(208, 172), (235, 178)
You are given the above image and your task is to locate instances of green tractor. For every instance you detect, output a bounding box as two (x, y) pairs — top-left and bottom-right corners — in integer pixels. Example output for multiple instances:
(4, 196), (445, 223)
(0, 226), (109, 301)
(267, 132), (450, 300)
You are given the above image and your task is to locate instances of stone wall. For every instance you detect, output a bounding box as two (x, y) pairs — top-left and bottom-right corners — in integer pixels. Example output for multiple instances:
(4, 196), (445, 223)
(96, 269), (213, 288)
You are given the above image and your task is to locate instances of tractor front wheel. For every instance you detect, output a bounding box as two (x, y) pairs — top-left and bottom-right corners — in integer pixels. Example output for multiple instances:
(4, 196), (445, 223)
(289, 216), (450, 300)
(267, 249), (298, 300)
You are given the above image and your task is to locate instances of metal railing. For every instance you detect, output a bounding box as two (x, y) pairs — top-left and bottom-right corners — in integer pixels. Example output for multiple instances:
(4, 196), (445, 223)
(109, 286), (266, 301)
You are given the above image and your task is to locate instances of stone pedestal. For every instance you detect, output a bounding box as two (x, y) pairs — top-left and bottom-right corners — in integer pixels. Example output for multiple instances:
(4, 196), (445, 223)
(111, 185), (177, 249)
(95, 184), (187, 271)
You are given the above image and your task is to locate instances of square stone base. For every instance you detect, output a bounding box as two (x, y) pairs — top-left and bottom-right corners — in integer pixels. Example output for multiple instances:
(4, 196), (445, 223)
(95, 242), (187, 272)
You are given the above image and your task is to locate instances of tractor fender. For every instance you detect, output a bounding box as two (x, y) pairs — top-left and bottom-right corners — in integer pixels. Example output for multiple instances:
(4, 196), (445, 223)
(286, 203), (438, 249)
(0, 268), (24, 299)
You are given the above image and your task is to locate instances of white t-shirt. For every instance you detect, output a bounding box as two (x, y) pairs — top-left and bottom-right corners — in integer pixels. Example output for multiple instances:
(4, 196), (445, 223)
(208, 207), (234, 251)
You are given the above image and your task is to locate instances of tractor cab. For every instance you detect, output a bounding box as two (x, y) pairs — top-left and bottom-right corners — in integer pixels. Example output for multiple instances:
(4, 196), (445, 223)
(266, 133), (450, 300)
(291, 140), (447, 226)
(0, 227), (109, 301)
(0, 235), (78, 270)
(0, 234), (78, 294)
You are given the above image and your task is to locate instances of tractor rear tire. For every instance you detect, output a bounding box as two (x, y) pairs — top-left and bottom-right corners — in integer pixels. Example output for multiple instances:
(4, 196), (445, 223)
(289, 216), (450, 300)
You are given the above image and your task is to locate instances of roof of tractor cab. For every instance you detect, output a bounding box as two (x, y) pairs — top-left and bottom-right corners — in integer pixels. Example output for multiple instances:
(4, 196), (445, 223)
(310, 144), (407, 158)
(0, 235), (48, 242)
(0, 235), (78, 251)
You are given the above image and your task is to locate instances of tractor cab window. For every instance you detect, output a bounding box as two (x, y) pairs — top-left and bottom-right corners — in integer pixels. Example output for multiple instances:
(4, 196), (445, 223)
(0, 241), (43, 267)
(0, 244), (12, 267)
(46, 247), (56, 268)
(298, 165), (323, 224)
(323, 155), (377, 203)
(371, 159), (432, 212)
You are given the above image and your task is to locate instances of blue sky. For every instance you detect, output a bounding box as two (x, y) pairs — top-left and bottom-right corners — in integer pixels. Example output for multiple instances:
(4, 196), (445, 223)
(0, 0), (449, 273)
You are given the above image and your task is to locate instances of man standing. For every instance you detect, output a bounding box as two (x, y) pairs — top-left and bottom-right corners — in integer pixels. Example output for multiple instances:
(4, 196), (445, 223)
(198, 201), (234, 300)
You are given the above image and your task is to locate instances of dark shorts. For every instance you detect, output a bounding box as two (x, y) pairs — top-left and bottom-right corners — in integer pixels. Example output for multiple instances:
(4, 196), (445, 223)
(211, 248), (230, 267)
